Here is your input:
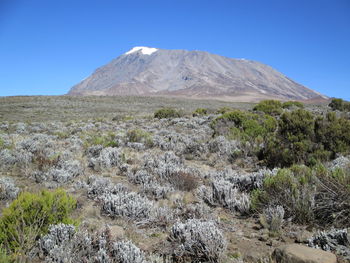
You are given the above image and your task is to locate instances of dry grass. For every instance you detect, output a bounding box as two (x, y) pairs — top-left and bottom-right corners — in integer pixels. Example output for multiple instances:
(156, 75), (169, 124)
(0, 95), (252, 122)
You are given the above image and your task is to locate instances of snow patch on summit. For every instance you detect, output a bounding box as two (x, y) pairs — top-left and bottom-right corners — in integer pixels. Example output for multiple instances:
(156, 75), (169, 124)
(125, 46), (158, 55)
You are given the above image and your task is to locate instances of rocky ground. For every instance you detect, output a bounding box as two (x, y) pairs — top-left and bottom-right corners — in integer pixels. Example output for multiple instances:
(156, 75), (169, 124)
(0, 96), (348, 263)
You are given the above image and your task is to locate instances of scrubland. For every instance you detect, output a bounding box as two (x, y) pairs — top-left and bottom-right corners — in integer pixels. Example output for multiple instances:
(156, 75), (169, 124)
(0, 96), (349, 262)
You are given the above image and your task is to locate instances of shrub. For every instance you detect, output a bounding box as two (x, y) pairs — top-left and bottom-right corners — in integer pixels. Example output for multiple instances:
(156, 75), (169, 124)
(84, 132), (119, 148)
(168, 171), (199, 192)
(0, 177), (19, 201)
(262, 109), (350, 167)
(34, 159), (83, 184)
(216, 107), (232, 114)
(169, 219), (226, 262)
(88, 147), (123, 171)
(282, 101), (304, 109)
(33, 150), (60, 172)
(154, 108), (182, 119)
(192, 108), (208, 116)
(329, 98), (350, 112)
(0, 247), (14, 263)
(253, 100), (283, 115)
(251, 166), (316, 224)
(213, 108), (350, 167)
(313, 165), (350, 227)
(39, 223), (76, 259)
(261, 109), (316, 167)
(198, 180), (251, 214)
(0, 189), (77, 255)
(212, 110), (277, 143)
(126, 129), (153, 146)
(315, 112), (350, 157)
(0, 138), (5, 150)
(101, 191), (153, 221)
(39, 224), (148, 263)
(259, 206), (285, 233)
(308, 229), (350, 260)
(112, 240), (147, 263)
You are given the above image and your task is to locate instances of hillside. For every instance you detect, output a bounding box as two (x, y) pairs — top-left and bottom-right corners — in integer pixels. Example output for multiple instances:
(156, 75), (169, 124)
(68, 47), (326, 102)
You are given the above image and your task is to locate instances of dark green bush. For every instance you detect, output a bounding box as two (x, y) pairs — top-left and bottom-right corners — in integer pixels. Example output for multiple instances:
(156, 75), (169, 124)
(212, 107), (350, 167)
(192, 108), (208, 116)
(329, 98), (350, 111)
(0, 138), (4, 150)
(216, 107), (232, 114)
(154, 108), (182, 119)
(282, 101), (304, 109)
(253, 100), (283, 115)
(0, 189), (77, 254)
(315, 112), (350, 156)
(268, 109), (315, 166)
(212, 110), (277, 142)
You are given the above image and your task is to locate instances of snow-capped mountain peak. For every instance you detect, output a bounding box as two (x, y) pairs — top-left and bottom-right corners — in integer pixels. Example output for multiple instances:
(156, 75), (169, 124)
(125, 46), (158, 55)
(69, 47), (327, 102)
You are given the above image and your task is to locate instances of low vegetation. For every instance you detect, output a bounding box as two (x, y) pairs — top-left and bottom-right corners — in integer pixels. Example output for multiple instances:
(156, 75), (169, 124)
(329, 97), (350, 112)
(251, 163), (350, 227)
(154, 107), (182, 119)
(0, 189), (77, 259)
(0, 96), (349, 262)
(192, 107), (208, 116)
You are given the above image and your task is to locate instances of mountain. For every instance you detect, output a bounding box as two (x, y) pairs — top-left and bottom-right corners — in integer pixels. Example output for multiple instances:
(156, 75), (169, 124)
(68, 47), (326, 102)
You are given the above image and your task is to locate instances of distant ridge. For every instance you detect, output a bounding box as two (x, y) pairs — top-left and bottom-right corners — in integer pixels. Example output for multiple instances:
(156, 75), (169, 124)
(68, 47), (327, 102)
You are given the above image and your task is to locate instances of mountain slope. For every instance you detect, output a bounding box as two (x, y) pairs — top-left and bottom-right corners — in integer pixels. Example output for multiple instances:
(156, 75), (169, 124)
(68, 47), (326, 102)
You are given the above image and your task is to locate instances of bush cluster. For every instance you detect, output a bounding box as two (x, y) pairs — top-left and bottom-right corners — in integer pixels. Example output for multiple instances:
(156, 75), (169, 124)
(192, 108), (208, 116)
(83, 132), (118, 148)
(213, 106), (350, 168)
(251, 164), (350, 227)
(262, 110), (350, 167)
(211, 110), (277, 143)
(0, 189), (77, 256)
(126, 128), (153, 146)
(154, 108), (182, 119)
(329, 98), (350, 112)
(251, 165), (316, 224)
(169, 219), (226, 262)
(253, 100), (304, 115)
(39, 224), (148, 263)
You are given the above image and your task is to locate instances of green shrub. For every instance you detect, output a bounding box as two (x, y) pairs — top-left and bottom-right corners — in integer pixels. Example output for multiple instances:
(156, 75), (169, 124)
(212, 107), (350, 168)
(126, 129), (153, 146)
(212, 110), (277, 143)
(253, 100), (283, 115)
(154, 108), (182, 119)
(0, 189), (77, 254)
(252, 164), (350, 227)
(282, 101), (304, 109)
(0, 247), (14, 263)
(315, 112), (350, 156)
(192, 108), (208, 116)
(329, 98), (350, 111)
(261, 109), (316, 167)
(83, 132), (118, 148)
(251, 166), (316, 224)
(216, 107), (232, 114)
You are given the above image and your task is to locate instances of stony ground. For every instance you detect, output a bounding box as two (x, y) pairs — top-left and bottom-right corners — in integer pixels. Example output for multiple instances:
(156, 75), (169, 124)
(0, 96), (348, 263)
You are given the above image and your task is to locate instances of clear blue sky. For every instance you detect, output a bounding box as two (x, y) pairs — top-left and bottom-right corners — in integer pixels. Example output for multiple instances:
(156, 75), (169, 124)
(0, 0), (349, 100)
